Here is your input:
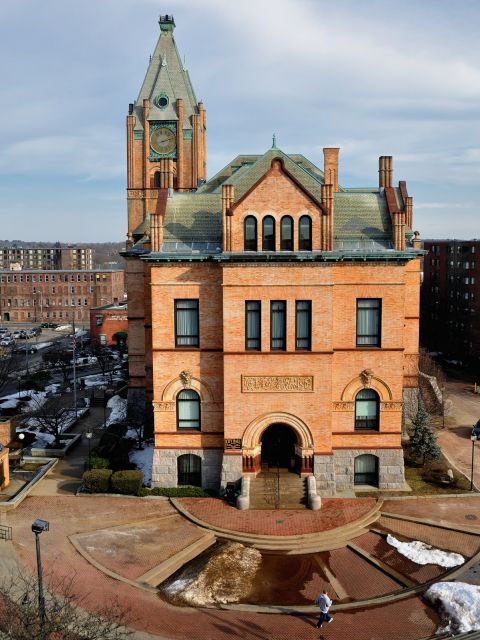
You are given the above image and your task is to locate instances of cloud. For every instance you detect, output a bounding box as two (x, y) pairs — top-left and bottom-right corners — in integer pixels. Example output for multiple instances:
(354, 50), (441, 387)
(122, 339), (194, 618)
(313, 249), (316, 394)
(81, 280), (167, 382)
(0, 0), (478, 239)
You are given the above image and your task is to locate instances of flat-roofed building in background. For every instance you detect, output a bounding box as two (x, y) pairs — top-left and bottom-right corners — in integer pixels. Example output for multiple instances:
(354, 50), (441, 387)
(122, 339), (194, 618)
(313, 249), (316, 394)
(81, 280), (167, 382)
(0, 245), (94, 271)
(0, 269), (125, 324)
(90, 300), (128, 346)
(421, 239), (479, 369)
(123, 16), (424, 498)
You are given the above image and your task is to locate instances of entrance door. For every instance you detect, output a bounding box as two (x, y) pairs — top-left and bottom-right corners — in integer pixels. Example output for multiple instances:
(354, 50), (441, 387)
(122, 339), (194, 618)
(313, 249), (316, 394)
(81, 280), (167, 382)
(261, 423), (297, 470)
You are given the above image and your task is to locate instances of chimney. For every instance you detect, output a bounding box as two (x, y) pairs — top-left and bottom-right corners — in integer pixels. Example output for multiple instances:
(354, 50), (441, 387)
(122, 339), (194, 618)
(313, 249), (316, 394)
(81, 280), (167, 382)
(222, 185), (235, 251)
(321, 183), (334, 251)
(323, 148), (339, 193)
(379, 156), (393, 188)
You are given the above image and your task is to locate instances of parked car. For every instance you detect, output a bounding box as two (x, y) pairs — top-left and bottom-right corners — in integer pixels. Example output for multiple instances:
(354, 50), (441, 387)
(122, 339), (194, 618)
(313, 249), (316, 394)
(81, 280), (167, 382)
(472, 419), (480, 439)
(13, 344), (37, 354)
(30, 327), (42, 336)
(40, 322), (58, 329)
(0, 337), (15, 346)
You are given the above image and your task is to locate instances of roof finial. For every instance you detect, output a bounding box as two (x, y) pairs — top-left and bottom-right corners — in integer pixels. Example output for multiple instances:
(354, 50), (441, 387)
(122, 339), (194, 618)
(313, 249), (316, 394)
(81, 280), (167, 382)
(272, 133), (277, 149)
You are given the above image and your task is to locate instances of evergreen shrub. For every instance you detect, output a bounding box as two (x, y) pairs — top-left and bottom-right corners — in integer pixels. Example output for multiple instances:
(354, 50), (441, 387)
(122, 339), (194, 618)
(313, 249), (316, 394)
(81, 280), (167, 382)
(111, 470), (144, 495)
(83, 469), (112, 493)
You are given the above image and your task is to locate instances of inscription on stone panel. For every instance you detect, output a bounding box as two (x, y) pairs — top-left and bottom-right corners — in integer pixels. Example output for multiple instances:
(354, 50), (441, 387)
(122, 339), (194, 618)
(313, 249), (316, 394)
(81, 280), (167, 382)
(224, 438), (242, 450)
(127, 190), (145, 199)
(241, 376), (314, 393)
(153, 401), (175, 412)
(333, 402), (354, 411)
(381, 402), (403, 411)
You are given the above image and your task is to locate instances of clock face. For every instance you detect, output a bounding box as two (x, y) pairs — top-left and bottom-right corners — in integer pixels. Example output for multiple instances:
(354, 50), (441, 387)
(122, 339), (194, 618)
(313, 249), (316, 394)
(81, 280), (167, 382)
(150, 127), (176, 155)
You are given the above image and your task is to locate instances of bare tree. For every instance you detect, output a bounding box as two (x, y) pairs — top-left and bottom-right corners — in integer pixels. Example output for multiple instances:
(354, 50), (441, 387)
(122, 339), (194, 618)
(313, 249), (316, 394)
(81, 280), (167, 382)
(126, 402), (145, 450)
(0, 570), (133, 639)
(19, 395), (73, 447)
(91, 340), (115, 386)
(42, 349), (72, 388)
(0, 345), (15, 395)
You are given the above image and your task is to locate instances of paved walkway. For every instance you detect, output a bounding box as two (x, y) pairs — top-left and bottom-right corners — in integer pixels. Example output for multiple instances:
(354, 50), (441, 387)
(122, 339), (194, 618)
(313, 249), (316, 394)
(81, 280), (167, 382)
(0, 496), (449, 639)
(29, 405), (105, 496)
(434, 375), (480, 489)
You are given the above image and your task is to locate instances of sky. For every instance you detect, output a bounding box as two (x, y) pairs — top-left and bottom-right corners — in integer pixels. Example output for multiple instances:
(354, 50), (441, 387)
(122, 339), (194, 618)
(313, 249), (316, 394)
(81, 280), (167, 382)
(0, 0), (479, 242)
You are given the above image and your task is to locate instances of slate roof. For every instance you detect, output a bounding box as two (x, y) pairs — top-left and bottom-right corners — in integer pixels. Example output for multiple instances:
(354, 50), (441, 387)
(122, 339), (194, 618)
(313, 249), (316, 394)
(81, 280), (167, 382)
(131, 148), (416, 257)
(133, 25), (198, 132)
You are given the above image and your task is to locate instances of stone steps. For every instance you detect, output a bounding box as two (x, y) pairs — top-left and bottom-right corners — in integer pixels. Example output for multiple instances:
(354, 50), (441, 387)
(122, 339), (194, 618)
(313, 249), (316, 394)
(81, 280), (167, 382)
(170, 498), (384, 554)
(249, 471), (308, 510)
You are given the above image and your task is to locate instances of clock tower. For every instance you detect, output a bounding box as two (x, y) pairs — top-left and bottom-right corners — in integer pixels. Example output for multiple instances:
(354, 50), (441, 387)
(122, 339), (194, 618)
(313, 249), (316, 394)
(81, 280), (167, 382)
(126, 14), (207, 239)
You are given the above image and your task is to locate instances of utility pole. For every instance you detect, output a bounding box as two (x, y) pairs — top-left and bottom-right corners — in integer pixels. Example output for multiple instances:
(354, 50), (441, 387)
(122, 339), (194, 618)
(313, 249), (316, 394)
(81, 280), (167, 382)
(72, 312), (77, 418)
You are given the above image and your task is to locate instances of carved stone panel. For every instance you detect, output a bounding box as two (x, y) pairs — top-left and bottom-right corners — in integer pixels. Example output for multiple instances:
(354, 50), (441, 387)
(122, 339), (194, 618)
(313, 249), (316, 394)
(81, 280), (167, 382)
(241, 376), (314, 393)
(380, 402), (403, 411)
(224, 438), (242, 451)
(153, 401), (175, 412)
(333, 402), (354, 411)
(127, 189), (145, 199)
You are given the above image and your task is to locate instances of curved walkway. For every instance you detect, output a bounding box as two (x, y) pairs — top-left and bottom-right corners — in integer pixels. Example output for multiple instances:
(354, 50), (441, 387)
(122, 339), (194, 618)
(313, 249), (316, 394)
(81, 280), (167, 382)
(5, 495), (480, 639)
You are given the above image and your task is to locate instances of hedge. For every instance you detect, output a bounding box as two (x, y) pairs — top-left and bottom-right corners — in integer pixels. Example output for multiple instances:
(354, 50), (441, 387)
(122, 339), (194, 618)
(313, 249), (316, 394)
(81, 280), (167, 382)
(83, 469), (112, 493)
(111, 470), (144, 496)
(84, 454), (110, 472)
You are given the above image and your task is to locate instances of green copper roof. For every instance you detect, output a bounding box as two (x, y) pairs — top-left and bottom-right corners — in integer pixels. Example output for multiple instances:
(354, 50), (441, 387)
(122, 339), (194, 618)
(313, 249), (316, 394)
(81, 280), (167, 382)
(130, 149), (413, 256)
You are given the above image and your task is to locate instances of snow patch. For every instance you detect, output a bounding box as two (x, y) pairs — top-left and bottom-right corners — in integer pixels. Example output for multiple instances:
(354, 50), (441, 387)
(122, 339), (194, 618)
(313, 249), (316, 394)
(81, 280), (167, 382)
(386, 534), (464, 568)
(425, 582), (480, 633)
(106, 395), (127, 426)
(129, 443), (153, 486)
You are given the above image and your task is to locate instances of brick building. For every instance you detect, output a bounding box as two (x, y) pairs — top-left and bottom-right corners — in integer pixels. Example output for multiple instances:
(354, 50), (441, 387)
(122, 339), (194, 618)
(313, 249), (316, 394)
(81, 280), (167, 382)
(123, 16), (423, 496)
(90, 300), (128, 346)
(0, 269), (125, 324)
(421, 240), (479, 368)
(0, 245), (93, 271)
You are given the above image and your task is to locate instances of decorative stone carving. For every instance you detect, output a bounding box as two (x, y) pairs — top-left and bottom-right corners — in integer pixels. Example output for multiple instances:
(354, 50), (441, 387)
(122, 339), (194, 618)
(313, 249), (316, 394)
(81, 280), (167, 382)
(333, 401), (354, 411)
(241, 376), (314, 393)
(380, 402), (403, 411)
(152, 401), (175, 412)
(179, 370), (193, 388)
(224, 438), (242, 451)
(127, 189), (145, 199)
(360, 369), (374, 387)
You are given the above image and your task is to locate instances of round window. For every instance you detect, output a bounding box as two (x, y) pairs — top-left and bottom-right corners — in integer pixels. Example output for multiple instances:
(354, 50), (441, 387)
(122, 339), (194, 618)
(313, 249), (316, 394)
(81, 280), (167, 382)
(156, 94), (169, 109)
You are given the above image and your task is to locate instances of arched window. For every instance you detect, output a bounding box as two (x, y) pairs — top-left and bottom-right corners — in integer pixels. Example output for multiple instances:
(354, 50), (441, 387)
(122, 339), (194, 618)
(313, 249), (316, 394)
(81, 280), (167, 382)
(154, 171), (161, 188)
(354, 454), (379, 486)
(178, 454), (202, 486)
(299, 216), (312, 251)
(244, 216), (257, 251)
(355, 389), (379, 430)
(280, 216), (294, 251)
(176, 389), (201, 430)
(262, 216), (276, 251)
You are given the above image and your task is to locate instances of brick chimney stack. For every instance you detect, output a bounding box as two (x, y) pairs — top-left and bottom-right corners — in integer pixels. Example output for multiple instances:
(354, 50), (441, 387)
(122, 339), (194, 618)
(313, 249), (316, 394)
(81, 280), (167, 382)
(323, 148), (339, 193)
(222, 184), (235, 251)
(379, 156), (393, 188)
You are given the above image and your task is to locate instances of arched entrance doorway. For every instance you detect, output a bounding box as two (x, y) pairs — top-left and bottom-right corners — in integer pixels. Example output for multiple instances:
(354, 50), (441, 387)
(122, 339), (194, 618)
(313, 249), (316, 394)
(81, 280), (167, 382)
(261, 423), (297, 471)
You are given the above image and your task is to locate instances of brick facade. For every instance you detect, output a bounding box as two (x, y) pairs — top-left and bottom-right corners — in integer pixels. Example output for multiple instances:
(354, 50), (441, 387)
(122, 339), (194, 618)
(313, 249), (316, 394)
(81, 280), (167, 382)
(0, 269), (125, 324)
(421, 239), (479, 368)
(90, 301), (128, 346)
(123, 18), (423, 498)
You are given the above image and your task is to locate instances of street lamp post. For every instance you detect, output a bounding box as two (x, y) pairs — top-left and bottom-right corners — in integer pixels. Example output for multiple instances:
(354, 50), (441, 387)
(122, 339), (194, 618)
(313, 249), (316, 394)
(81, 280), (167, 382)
(85, 429), (93, 470)
(471, 435), (478, 492)
(31, 519), (49, 640)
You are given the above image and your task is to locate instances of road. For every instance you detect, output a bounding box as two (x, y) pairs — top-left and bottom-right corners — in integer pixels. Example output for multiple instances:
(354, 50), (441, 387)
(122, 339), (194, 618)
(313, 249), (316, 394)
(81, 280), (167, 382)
(435, 370), (480, 490)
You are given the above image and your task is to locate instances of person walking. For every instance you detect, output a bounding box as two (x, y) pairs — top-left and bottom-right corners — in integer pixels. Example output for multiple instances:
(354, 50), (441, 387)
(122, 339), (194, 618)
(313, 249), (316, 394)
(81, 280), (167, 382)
(315, 589), (334, 628)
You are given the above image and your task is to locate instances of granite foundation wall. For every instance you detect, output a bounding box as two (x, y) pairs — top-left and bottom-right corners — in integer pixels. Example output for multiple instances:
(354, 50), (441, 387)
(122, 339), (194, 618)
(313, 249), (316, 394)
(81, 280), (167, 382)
(220, 454), (243, 489)
(333, 448), (405, 491)
(152, 448), (222, 490)
(313, 454), (336, 496)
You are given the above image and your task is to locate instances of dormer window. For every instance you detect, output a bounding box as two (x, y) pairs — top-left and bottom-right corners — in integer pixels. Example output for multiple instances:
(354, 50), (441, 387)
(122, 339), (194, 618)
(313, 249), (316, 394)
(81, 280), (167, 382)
(299, 216), (312, 251)
(262, 216), (275, 251)
(280, 216), (293, 251)
(244, 216), (257, 251)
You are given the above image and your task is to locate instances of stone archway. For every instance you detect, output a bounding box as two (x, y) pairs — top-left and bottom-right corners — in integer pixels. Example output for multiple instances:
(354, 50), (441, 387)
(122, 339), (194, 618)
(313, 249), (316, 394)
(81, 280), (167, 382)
(241, 412), (314, 475)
